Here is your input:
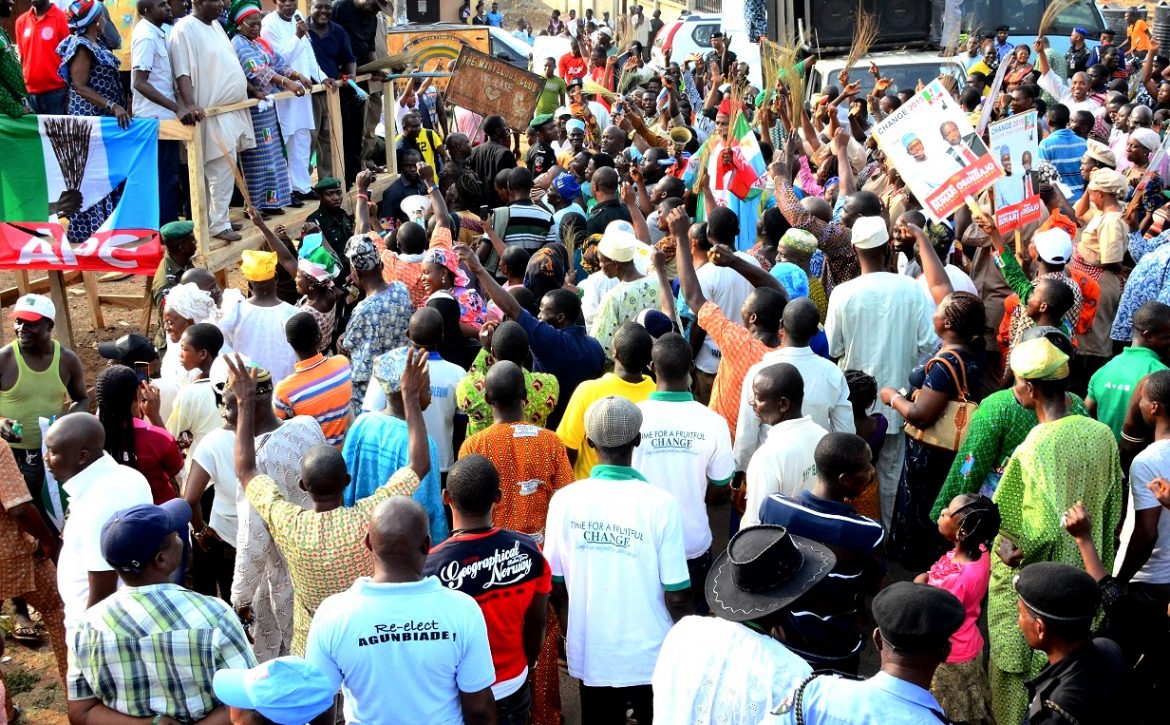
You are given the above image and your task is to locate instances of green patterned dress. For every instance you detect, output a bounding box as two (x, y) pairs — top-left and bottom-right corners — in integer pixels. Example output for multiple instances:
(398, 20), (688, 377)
(987, 414), (1122, 725)
(930, 389), (1089, 521)
(0, 27), (29, 118)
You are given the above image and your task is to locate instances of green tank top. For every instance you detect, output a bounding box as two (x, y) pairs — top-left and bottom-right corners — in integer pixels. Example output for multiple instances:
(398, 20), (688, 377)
(0, 341), (67, 450)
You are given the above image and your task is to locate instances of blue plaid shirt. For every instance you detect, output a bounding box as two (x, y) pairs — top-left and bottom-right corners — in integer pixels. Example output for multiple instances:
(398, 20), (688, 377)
(1038, 128), (1087, 201)
(68, 584), (256, 720)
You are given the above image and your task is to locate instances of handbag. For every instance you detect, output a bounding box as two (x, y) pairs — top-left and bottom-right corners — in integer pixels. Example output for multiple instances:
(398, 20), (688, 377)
(903, 352), (978, 452)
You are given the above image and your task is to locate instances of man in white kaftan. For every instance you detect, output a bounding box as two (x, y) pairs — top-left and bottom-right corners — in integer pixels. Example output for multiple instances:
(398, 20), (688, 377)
(168, 1), (254, 240)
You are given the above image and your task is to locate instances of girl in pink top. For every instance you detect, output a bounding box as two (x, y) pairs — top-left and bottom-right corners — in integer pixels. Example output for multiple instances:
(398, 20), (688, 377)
(916, 494), (1000, 725)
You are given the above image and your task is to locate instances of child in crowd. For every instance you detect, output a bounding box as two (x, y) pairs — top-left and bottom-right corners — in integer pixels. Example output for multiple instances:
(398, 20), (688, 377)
(916, 494), (999, 725)
(844, 369), (884, 521)
(165, 323), (225, 466)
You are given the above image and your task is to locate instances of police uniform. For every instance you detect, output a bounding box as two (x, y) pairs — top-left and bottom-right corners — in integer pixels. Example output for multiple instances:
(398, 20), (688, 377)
(151, 221), (197, 348)
(1016, 563), (1129, 724)
(779, 582), (965, 724)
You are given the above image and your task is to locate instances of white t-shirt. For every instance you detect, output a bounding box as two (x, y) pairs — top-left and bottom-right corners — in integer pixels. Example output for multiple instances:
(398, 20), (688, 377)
(734, 347), (854, 470)
(305, 576), (496, 725)
(191, 427), (240, 545)
(579, 272), (619, 331)
(58, 455), (153, 633)
(1118, 439), (1170, 584)
(742, 416), (829, 528)
(129, 20), (176, 120)
(361, 353), (467, 472)
(633, 394), (735, 558)
(652, 615), (813, 724)
(218, 301), (300, 384)
(693, 257), (757, 374)
(543, 470), (690, 687)
(166, 379), (221, 473)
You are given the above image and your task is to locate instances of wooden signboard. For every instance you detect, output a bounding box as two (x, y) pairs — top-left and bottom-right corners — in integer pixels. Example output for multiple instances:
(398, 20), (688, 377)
(444, 46), (544, 133)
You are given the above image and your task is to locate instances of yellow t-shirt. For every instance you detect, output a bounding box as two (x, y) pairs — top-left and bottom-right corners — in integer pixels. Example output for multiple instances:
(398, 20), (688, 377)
(1131, 19), (1152, 53)
(556, 372), (656, 479)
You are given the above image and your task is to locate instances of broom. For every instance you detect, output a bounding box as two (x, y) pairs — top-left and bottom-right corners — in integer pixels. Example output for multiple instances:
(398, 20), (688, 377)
(1038, 0), (1078, 39)
(842, 4), (879, 78)
(44, 117), (91, 192)
(211, 133), (253, 211)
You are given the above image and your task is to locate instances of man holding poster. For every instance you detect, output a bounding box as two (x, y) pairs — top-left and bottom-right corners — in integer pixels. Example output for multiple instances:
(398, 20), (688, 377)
(873, 79), (1003, 222)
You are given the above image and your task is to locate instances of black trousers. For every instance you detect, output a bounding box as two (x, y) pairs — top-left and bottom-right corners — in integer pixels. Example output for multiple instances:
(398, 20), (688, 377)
(578, 683), (652, 724)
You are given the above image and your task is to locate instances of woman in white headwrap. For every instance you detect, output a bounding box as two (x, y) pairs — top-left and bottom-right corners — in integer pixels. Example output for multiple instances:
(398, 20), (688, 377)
(157, 283), (220, 420)
(1124, 127), (1165, 226)
(1071, 167), (1129, 378)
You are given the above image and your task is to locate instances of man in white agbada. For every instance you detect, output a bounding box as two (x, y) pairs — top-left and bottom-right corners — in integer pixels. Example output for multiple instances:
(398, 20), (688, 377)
(168, 0), (255, 242)
(651, 526), (833, 724)
(262, 0), (327, 201)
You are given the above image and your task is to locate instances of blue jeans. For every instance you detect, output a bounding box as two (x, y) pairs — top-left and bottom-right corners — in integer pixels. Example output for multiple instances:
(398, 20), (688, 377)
(495, 681), (531, 725)
(29, 88), (67, 115)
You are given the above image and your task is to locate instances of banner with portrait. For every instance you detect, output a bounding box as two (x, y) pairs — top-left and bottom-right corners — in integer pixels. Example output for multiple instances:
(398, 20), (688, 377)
(872, 79), (1002, 221)
(988, 111), (1044, 233)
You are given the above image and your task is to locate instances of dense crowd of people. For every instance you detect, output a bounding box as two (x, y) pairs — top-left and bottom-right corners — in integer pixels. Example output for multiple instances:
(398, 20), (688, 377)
(3, 1), (1170, 724)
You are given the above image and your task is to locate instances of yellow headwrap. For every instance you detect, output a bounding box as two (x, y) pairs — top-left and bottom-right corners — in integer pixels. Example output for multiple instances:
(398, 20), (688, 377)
(241, 250), (278, 282)
(1010, 337), (1070, 381)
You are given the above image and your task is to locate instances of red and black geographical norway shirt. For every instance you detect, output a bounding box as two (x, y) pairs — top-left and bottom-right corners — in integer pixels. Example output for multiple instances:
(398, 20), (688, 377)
(423, 528), (552, 685)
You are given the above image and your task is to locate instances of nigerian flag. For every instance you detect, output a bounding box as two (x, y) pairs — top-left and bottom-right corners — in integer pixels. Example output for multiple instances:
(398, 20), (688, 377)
(0, 115), (158, 230)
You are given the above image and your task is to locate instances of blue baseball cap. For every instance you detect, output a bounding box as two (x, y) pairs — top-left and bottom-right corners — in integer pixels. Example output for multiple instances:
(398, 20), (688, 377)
(213, 657), (335, 724)
(552, 172), (581, 199)
(101, 499), (191, 573)
(1073, 26), (1089, 36)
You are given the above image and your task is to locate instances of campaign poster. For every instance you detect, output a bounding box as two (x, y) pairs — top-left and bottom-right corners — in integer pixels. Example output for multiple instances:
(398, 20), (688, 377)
(0, 116), (161, 275)
(988, 111), (1043, 233)
(872, 79), (1003, 222)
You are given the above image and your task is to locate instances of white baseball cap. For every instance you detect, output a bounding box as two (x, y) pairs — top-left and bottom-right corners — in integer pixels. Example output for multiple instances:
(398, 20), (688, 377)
(9, 294), (55, 322)
(1032, 227), (1073, 265)
(850, 216), (890, 250)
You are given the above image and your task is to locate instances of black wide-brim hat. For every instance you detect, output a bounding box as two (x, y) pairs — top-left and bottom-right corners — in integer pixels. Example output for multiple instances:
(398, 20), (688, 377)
(706, 525), (836, 622)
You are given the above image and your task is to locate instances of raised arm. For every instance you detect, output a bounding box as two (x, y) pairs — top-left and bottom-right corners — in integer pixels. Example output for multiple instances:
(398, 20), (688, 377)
(354, 169), (376, 235)
(650, 247), (678, 325)
(708, 244), (784, 292)
(417, 162), (451, 231)
(246, 206), (298, 279)
(228, 355), (260, 488)
(834, 126), (856, 195)
(455, 243), (521, 320)
(621, 181), (652, 243)
(670, 206), (707, 313)
(900, 221), (953, 305)
(398, 347), (432, 481)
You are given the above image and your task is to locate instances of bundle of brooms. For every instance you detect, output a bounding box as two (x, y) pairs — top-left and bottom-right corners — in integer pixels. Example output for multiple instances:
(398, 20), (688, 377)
(841, 3), (879, 78)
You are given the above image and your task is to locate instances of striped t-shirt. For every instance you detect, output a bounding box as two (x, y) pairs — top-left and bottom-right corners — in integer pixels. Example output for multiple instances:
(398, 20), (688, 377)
(760, 490), (886, 669)
(274, 353), (354, 447)
(503, 202), (555, 252)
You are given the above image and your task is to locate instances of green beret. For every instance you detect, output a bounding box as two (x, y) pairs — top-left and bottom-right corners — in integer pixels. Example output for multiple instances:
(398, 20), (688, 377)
(313, 176), (342, 192)
(529, 113), (555, 130)
(160, 220), (195, 243)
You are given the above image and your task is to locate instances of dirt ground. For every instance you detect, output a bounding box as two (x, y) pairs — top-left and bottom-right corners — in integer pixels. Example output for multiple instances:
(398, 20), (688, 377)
(0, 263), (249, 724)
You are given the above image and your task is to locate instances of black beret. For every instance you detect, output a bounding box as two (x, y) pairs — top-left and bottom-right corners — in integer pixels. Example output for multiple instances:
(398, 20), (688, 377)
(1015, 562), (1100, 622)
(873, 582), (965, 653)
